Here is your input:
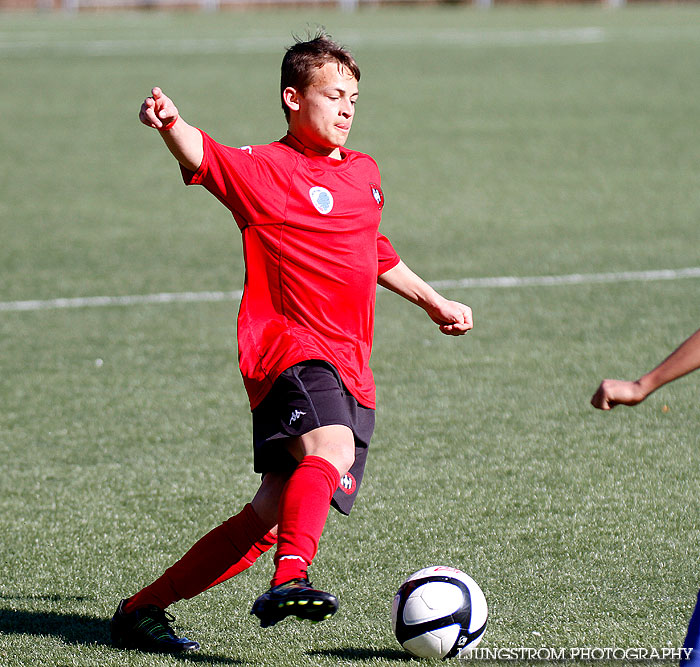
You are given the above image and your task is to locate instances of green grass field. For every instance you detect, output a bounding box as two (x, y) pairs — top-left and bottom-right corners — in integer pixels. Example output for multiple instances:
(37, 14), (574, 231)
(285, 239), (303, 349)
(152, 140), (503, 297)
(1, 4), (700, 665)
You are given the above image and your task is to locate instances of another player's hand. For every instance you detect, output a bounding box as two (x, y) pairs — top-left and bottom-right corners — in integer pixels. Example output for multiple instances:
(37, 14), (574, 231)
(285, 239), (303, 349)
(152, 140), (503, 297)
(590, 379), (646, 410)
(139, 87), (179, 130)
(428, 299), (473, 336)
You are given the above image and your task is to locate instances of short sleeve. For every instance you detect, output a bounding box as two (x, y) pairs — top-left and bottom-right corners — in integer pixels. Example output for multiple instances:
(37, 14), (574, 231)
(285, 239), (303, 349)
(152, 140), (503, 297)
(377, 233), (400, 275)
(180, 131), (288, 229)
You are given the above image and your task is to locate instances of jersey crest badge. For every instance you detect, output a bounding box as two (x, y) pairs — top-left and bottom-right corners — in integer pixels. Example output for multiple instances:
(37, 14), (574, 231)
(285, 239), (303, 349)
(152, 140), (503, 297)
(309, 186), (334, 215)
(239, 145), (252, 154)
(369, 183), (384, 209)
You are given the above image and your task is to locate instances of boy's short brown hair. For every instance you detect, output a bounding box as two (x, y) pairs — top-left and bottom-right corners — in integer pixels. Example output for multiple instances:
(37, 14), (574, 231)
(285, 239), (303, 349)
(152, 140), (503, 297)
(281, 30), (361, 121)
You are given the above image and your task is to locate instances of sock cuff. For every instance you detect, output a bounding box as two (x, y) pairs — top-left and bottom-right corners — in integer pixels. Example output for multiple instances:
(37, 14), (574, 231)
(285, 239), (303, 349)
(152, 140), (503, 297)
(241, 502), (267, 536)
(301, 455), (341, 490)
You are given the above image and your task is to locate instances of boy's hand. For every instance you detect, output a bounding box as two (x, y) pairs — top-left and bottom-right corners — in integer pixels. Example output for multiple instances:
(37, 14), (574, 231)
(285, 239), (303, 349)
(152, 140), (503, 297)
(428, 298), (473, 336)
(591, 379), (646, 410)
(139, 87), (179, 130)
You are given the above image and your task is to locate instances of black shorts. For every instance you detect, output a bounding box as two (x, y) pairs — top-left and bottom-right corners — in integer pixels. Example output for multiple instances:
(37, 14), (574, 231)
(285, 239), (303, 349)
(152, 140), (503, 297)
(252, 360), (375, 515)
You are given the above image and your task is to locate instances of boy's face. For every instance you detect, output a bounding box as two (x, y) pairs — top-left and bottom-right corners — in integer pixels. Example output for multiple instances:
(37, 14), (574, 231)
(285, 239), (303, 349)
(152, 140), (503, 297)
(286, 61), (359, 158)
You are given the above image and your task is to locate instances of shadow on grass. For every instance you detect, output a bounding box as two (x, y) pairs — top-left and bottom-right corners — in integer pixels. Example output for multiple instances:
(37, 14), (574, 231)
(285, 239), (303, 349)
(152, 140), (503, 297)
(308, 647), (413, 661)
(0, 593), (93, 602)
(0, 603), (242, 664)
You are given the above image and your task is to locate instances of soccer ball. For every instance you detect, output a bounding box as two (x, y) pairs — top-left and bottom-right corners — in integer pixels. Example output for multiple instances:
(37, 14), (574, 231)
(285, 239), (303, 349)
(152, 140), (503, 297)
(391, 566), (488, 659)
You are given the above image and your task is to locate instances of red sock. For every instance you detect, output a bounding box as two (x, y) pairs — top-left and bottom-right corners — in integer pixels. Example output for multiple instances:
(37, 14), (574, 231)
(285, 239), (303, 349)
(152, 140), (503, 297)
(271, 455), (340, 587)
(124, 503), (276, 612)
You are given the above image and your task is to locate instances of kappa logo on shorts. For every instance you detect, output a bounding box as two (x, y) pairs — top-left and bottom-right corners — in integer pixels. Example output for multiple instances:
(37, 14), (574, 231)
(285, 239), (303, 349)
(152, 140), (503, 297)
(369, 183), (384, 209)
(309, 186), (334, 215)
(339, 473), (356, 495)
(289, 409), (306, 425)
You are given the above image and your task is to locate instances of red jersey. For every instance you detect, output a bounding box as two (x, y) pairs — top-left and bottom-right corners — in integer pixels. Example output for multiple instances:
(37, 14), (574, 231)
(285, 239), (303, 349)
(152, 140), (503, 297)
(181, 131), (400, 410)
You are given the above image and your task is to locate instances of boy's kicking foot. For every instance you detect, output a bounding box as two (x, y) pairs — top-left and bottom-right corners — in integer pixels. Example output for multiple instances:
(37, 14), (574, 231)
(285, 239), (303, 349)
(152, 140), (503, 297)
(250, 579), (338, 628)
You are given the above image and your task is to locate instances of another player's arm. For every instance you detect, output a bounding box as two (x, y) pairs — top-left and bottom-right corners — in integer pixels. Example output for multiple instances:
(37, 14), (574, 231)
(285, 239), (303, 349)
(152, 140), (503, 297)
(591, 327), (700, 410)
(139, 87), (203, 173)
(378, 260), (473, 336)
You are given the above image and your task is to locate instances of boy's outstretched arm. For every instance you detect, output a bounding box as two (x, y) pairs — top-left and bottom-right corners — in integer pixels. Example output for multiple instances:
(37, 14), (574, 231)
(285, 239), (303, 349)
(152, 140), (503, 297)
(378, 260), (473, 336)
(591, 327), (700, 410)
(139, 87), (204, 173)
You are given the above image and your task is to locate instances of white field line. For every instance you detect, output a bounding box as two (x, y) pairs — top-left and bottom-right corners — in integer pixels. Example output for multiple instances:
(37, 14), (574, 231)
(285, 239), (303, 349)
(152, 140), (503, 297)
(0, 290), (244, 313)
(3, 24), (698, 58)
(429, 267), (700, 290)
(0, 28), (606, 57)
(2, 267), (699, 313)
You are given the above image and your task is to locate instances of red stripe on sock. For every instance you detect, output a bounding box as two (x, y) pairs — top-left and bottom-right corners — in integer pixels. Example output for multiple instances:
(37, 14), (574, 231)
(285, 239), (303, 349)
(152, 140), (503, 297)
(271, 455), (341, 587)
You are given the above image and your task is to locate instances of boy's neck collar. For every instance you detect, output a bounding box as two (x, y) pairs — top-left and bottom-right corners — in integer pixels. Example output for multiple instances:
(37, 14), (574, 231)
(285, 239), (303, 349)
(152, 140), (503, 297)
(282, 132), (345, 161)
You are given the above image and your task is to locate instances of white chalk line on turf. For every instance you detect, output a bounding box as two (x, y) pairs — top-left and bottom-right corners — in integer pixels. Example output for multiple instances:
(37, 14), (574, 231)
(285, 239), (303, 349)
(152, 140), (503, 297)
(429, 267), (700, 290)
(0, 28), (606, 57)
(2, 267), (699, 313)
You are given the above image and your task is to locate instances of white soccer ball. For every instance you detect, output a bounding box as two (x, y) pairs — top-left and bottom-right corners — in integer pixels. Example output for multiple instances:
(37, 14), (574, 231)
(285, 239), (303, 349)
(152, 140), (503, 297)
(391, 566), (488, 659)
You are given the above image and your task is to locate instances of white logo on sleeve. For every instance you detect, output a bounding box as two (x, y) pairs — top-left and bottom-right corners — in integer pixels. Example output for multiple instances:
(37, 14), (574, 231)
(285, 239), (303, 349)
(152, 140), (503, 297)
(309, 186), (334, 215)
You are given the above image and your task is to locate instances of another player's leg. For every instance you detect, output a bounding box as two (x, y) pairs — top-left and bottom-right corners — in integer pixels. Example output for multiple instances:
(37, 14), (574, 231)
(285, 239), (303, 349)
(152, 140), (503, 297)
(681, 589), (700, 666)
(111, 477), (283, 652)
(251, 425), (353, 628)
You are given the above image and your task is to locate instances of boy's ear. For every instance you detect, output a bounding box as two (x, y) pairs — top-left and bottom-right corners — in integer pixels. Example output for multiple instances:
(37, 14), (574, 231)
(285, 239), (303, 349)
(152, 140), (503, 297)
(282, 87), (301, 114)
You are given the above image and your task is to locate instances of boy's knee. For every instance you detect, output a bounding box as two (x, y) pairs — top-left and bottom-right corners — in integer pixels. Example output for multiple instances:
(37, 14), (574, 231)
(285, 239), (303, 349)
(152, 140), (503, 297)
(290, 424), (355, 477)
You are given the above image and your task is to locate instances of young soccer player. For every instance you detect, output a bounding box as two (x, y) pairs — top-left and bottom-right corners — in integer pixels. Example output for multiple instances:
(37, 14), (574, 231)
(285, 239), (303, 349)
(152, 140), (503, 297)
(110, 32), (473, 653)
(591, 326), (700, 667)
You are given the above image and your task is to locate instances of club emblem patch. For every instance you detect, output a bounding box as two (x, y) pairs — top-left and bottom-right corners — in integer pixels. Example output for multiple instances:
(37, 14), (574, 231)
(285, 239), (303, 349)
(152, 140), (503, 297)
(309, 186), (334, 215)
(369, 182), (384, 209)
(339, 473), (356, 495)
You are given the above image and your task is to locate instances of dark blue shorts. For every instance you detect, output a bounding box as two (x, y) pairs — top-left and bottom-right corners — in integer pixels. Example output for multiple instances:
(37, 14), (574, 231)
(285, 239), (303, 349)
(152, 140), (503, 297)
(252, 360), (375, 515)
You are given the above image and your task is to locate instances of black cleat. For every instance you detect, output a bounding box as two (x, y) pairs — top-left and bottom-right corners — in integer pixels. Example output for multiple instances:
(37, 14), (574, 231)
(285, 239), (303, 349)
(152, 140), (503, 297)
(250, 578), (339, 628)
(110, 599), (200, 653)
